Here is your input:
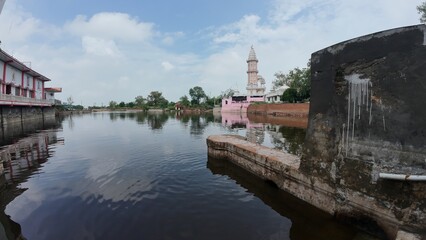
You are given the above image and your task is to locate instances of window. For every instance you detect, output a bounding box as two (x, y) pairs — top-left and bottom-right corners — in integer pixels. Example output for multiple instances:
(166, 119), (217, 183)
(6, 85), (11, 94)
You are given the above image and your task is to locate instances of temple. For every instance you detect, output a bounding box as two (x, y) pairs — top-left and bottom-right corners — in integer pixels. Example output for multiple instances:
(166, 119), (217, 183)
(221, 46), (265, 112)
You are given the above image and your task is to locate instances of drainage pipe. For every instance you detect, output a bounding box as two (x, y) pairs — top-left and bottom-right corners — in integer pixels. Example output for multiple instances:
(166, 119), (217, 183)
(379, 173), (426, 181)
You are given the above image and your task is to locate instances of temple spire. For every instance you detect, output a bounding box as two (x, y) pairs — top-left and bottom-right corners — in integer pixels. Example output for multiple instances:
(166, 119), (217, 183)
(247, 45), (257, 61)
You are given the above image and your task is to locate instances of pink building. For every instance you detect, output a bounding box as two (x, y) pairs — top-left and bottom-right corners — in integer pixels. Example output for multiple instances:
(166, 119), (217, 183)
(222, 46), (265, 112)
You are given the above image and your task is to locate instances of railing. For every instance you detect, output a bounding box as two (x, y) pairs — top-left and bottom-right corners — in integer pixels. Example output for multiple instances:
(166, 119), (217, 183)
(0, 94), (55, 106)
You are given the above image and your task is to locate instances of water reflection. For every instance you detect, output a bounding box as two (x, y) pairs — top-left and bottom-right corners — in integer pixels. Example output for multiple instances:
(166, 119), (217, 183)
(207, 157), (375, 240)
(0, 128), (63, 239)
(0, 112), (375, 239)
(0, 116), (63, 146)
(175, 112), (217, 136)
(104, 111), (306, 155)
(220, 112), (306, 156)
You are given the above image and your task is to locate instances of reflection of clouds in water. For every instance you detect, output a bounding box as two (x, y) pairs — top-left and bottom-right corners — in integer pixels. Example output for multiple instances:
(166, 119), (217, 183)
(162, 144), (175, 156)
(81, 151), (158, 204)
(5, 183), (46, 222)
(85, 156), (122, 184)
(268, 222), (292, 240)
(78, 174), (158, 205)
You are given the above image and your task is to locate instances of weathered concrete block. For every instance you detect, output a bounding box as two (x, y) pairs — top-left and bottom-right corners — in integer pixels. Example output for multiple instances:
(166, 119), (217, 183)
(303, 24), (426, 237)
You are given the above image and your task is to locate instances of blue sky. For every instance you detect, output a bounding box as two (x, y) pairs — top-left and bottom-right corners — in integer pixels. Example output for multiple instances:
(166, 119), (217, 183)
(0, 0), (423, 106)
(24, 0), (271, 31)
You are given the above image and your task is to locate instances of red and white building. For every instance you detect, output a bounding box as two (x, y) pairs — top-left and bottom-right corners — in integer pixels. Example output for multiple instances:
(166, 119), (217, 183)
(0, 48), (61, 106)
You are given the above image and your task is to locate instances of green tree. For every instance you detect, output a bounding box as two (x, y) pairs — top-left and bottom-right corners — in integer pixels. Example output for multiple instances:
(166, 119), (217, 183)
(272, 72), (289, 90)
(135, 96), (146, 107)
(179, 95), (190, 106)
(220, 89), (236, 98)
(273, 61), (311, 101)
(205, 96), (217, 108)
(109, 101), (117, 109)
(418, 2), (426, 23)
(127, 102), (135, 108)
(74, 105), (84, 110)
(119, 101), (126, 108)
(67, 96), (74, 106)
(281, 88), (299, 103)
(287, 67), (311, 100)
(167, 101), (176, 110)
(189, 86), (206, 105)
(147, 91), (168, 108)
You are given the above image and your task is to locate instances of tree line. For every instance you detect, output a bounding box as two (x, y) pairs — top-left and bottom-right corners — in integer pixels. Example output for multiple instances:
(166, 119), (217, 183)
(108, 86), (221, 110)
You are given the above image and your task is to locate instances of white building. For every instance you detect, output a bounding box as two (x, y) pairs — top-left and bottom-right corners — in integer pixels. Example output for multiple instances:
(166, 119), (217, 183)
(265, 85), (289, 103)
(246, 46), (266, 96)
(221, 46), (265, 112)
(0, 48), (61, 106)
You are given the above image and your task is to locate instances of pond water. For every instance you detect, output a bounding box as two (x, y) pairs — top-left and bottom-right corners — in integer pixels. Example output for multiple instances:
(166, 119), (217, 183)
(0, 111), (377, 240)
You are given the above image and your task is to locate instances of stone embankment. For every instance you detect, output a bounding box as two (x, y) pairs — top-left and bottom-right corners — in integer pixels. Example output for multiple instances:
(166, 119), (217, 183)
(208, 24), (426, 240)
(247, 103), (309, 117)
(207, 134), (424, 240)
(247, 103), (309, 128)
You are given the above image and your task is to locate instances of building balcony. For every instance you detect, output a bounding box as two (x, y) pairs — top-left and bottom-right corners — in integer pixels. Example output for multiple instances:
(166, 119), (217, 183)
(0, 94), (55, 107)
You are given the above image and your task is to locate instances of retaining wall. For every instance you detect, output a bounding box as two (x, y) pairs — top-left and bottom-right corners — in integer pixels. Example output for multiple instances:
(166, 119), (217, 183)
(247, 103), (309, 117)
(0, 106), (55, 127)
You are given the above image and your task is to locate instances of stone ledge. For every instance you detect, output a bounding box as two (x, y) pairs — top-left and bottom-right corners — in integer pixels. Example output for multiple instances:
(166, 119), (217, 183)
(206, 134), (425, 239)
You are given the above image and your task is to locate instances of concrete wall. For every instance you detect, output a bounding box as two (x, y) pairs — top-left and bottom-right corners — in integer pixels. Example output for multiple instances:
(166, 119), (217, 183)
(0, 106), (55, 127)
(302, 24), (426, 237)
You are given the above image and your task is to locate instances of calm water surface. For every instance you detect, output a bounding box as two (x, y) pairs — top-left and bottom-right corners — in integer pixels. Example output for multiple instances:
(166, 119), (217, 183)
(0, 111), (375, 240)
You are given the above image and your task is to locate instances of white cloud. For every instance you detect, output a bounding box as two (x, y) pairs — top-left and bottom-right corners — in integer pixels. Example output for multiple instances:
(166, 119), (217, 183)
(82, 36), (121, 57)
(162, 36), (174, 45)
(0, 1), (60, 43)
(161, 61), (175, 71)
(212, 15), (264, 44)
(65, 12), (154, 42)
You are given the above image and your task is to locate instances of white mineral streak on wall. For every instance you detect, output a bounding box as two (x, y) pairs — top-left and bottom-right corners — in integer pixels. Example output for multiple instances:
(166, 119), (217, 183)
(423, 27), (426, 46)
(343, 74), (373, 156)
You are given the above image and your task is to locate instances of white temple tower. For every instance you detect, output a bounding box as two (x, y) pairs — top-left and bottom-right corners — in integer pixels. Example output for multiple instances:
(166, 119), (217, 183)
(246, 46), (265, 96)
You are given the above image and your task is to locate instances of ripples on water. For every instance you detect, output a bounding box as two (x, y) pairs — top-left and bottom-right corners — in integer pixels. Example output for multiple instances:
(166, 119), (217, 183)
(0, 112), (378, 240)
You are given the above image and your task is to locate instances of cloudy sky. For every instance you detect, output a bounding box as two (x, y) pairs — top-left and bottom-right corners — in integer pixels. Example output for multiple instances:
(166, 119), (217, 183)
(0, 0), (422, 106)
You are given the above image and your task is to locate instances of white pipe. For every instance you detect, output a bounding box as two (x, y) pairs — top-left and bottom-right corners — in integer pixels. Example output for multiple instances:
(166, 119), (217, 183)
(379, 173), (426, 181)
